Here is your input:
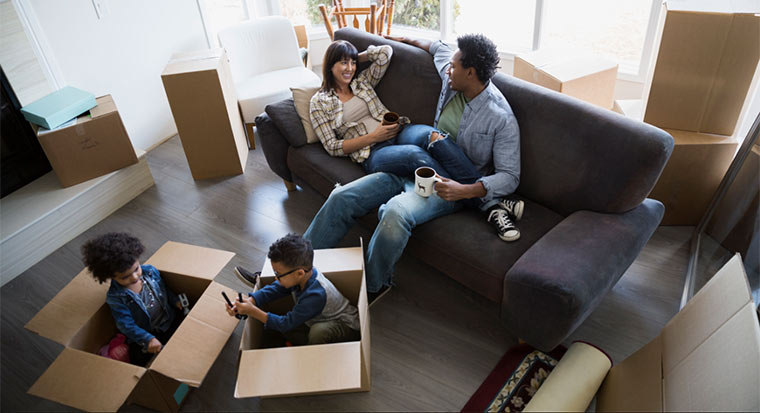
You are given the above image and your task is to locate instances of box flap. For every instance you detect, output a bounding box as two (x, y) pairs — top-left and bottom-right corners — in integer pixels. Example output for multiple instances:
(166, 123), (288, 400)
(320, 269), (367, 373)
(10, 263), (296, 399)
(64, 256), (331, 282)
(663, 302), (760, 411)
(666, 0), (760, 13)
(596, 335), (663, 412)
(665, 128), (737, 145)
(25, 268), (109, 346)
(145, 241), (234, 280)
(89, 95), (116, 118)
(235, 342), (363, 398)
(149, 281), (238, 387)
(28, 347), (145, 412)
(661, 254), (750, 374)
(260, 246), (364, 277)
(162, 49), (225, 76)
(543, 57), (617, 83)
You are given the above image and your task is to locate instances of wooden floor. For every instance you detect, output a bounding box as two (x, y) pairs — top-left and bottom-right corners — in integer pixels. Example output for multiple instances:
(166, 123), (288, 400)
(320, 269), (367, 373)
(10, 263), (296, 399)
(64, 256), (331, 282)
(1, 136), (691, 412)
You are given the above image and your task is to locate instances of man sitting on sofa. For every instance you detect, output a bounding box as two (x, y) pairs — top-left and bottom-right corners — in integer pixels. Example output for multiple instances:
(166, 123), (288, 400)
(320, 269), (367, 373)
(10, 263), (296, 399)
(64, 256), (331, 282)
(303, 33), (521, 304)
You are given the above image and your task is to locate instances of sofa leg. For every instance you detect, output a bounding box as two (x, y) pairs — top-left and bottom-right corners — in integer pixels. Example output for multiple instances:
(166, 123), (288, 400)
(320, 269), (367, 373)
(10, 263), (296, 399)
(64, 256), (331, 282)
(244, 122), (256, 150)
(283, 180), (297, 191)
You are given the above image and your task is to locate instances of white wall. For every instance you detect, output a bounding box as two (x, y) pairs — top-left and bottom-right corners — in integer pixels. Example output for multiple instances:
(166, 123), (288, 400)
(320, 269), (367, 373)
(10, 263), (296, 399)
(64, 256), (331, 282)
(23, 0), (208, 151)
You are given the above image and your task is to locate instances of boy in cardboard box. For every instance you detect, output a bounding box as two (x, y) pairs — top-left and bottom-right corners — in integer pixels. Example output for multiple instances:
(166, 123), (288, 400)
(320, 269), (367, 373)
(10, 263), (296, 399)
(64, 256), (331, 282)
(82, 233), (184, 365)
(227, 233), (360, 345)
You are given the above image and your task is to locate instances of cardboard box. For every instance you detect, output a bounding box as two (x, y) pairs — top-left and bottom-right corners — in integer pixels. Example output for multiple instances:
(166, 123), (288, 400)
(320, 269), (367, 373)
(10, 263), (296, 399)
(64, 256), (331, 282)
(21, 86), (96, 129)
(525, 254), (760, 411)
(25, 242), (239, 412)
(234, 246), (370, 398)
(161, 49), (248, 180)
(597, 254), (760, 411)
(650, 128), (738, 225)
(514, 50), (618, 109)
(642, 1), (760, 135)
(34, 95), (138, 187)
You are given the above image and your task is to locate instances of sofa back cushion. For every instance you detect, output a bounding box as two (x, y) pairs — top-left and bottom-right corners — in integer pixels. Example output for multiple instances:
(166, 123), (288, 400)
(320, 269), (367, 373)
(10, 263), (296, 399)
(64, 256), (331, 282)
(335, 28), (441, 126)
(491, 74), (673, 215)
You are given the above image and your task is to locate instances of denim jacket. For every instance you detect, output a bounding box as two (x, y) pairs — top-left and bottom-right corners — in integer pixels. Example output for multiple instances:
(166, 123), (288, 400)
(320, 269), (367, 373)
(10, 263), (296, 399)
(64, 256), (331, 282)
(429, 41), (521, 202)
(105, 264), (178, 349)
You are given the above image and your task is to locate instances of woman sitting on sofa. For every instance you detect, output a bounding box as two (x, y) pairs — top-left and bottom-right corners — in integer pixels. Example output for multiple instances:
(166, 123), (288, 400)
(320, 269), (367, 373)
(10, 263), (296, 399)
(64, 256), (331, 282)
(309, 40), (478, 182)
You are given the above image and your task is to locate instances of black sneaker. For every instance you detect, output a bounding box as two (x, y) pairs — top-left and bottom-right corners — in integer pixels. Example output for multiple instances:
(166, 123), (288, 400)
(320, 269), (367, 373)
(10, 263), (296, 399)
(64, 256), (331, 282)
(234, 266), (260, 289)
(487, 209), (520, 242)
(367, 285), (392, 307)
(497, 197), (524, 221)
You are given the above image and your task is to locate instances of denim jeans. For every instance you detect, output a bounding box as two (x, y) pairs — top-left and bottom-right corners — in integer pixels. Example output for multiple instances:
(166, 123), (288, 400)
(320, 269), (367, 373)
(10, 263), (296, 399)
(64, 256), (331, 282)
(362, 124), (482, 186)
(303, 172), (462, 293)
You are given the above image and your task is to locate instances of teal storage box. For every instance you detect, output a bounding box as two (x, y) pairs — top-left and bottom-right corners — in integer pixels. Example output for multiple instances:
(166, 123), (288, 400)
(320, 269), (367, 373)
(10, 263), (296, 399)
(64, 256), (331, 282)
(20, 86), (96, 129)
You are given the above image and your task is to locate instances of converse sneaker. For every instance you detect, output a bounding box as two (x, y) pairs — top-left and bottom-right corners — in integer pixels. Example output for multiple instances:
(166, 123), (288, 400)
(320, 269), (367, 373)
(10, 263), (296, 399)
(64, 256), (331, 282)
(234, 266), (261, 289)
(497, 198), (524, 221)
(487, 209), (521, 242)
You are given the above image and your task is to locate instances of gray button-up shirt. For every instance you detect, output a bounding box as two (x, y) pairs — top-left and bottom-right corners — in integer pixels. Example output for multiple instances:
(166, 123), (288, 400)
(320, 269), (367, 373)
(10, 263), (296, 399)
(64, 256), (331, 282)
(430, 41), (520, 202)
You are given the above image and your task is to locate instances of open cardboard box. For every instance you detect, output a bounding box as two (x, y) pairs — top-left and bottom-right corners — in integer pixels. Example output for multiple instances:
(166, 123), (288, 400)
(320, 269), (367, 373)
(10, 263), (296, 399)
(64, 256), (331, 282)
(524, 254), (760, 411)
(234, 246), (370, 398)
(24, 242), (239, 412)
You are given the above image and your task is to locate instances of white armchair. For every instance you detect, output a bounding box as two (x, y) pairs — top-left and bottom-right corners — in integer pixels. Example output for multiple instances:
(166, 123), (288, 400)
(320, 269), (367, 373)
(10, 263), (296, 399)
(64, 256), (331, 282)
(218, 16), (321, 148)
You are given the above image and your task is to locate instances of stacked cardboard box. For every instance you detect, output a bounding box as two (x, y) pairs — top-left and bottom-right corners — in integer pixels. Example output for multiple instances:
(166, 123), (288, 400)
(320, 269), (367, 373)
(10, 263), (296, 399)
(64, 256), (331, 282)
(33, 95), (138, 188)
(235, 246), (370, 398)
(514, 50), (618, 109)
(25, 242), (238, 412)
(640, 1), (758, 225)
(162, 49), (249, 180)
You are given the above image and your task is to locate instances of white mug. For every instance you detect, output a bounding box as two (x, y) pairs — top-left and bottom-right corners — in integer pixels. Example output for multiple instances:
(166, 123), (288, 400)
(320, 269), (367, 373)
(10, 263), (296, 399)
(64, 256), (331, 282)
(414, 167), (443, 197)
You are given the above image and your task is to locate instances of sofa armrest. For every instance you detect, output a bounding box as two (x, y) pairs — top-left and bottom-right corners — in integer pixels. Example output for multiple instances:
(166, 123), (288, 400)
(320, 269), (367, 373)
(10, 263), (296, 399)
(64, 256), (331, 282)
(256, 112), (293, 182)
(501, 199), (665, 351)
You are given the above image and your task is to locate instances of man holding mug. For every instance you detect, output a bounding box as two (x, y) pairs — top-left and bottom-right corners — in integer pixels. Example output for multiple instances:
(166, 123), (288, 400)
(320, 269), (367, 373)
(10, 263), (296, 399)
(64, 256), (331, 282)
(304, 33), (521, 305)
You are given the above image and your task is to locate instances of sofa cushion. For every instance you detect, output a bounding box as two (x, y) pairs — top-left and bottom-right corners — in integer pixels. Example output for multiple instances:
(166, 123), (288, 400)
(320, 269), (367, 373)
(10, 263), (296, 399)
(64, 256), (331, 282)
(288, 143), (365, 197)
(491, 74), (674, 216)
(265, 99), (308, 148)
(407, 198), (563, 302)
(291, 86), (321, 144)
(335, 28), (441, 126)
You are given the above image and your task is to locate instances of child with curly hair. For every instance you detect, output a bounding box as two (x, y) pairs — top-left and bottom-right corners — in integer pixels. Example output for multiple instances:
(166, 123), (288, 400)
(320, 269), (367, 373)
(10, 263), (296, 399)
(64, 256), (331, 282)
(82, 232), (183, 365)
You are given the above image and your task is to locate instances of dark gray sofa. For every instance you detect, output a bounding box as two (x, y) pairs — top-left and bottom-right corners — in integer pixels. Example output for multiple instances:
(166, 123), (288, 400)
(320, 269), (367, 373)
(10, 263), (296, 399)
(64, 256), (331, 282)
(256, 28), (674, 351)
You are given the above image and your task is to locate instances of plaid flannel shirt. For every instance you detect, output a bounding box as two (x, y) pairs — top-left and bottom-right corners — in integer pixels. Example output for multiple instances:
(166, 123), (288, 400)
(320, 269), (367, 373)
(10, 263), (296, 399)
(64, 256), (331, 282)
(309, 45), (392, 163)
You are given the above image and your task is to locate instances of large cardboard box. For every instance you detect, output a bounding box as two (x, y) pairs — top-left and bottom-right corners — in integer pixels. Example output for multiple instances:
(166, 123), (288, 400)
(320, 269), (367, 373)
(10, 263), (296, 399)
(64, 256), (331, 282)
(35, 95), (138, 187)
(161, 49), (248, 180)
(524, 254), (760, 411)
(514, 50), (618, 109)
(642, 1), (760, 135)
(234, 246), (370, 398)
(25, 242), (239, 412)
(650, 128), (738, 225)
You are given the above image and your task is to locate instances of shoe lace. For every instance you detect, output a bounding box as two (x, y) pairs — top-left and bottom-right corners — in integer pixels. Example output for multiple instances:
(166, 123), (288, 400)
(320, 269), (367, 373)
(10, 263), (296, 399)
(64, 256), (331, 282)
(502, 199), (518, 211)
(489, 210), (514, 232)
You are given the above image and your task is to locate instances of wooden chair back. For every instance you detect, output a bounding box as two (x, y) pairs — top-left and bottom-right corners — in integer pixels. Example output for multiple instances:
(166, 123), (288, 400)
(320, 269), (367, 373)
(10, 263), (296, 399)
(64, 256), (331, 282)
(319, 0), (395, 40)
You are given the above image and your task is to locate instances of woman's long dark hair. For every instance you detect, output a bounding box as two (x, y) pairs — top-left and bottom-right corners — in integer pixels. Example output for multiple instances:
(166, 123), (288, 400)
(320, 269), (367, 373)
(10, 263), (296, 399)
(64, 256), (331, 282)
(321, 40), (359, 92)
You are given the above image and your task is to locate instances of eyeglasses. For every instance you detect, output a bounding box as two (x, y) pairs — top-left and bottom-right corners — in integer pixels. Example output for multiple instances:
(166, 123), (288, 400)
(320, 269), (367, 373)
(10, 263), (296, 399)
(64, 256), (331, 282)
(273, 267), (310, 281)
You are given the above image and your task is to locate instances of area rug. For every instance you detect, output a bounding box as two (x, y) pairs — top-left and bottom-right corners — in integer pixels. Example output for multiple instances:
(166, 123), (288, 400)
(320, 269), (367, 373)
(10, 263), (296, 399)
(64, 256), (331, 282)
(461, 343), (567, 412)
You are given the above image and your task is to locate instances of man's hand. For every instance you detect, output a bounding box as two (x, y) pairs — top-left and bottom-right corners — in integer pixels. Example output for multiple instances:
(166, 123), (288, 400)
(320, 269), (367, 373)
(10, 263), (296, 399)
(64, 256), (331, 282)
(147, 338), (162, 354)
(434, 176), (486, 201)
(383, 34), (432, 52)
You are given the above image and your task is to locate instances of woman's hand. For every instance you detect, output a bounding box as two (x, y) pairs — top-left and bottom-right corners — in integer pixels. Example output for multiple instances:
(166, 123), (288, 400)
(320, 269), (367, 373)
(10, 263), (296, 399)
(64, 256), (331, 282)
(371, 123), (400, 143)
(147, 338), (163, 354)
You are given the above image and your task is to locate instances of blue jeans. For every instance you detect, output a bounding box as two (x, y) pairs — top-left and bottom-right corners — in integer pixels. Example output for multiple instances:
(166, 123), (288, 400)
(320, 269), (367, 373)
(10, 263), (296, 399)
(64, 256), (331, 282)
(303, 172), (462, 293)
(363, 124), (482, 185)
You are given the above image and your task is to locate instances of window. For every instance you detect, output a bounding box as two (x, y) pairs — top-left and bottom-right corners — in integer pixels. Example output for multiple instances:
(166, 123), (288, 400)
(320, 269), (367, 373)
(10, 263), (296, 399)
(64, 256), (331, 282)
(198, 0), (249, 47)
(541, 0), (653, 74)
(451, 0), (535, 53)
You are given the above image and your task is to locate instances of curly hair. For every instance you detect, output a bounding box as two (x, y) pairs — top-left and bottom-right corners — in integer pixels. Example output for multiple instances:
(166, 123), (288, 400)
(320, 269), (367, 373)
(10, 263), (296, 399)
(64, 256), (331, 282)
(267, 233), (314, 270)
(81, 232), (145, 283)
(457, 34), (500, 84)
(321, 40), (359, 92)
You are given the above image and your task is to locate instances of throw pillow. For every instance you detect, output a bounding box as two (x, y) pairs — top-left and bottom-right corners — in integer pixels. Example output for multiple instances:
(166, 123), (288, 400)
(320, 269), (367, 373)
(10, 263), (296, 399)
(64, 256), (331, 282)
(291, 86), (321, 144)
